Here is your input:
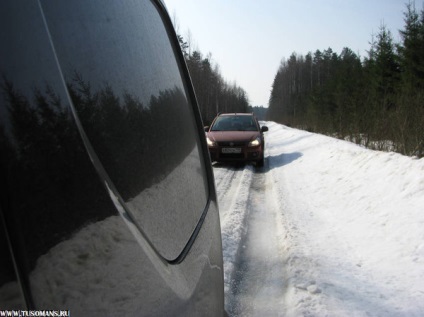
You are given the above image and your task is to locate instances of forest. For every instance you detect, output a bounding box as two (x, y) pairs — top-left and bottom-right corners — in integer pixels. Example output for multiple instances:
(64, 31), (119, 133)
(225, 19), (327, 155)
(177, 35), (250, 125)
(267, 3), (424, 157)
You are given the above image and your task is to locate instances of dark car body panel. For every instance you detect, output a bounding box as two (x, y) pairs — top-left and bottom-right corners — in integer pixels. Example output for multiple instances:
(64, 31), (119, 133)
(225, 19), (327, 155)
(208, 131), (260, 143)
(0, 0), (224, 315)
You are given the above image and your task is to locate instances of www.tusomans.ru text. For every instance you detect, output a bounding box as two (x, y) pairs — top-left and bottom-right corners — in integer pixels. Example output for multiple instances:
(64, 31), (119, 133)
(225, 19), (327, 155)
(0, 311), (70, 317)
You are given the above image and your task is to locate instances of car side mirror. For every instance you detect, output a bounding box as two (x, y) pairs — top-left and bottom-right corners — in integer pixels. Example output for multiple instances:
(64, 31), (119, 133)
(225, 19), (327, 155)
(261, 126), (268, 132)
(204, 126), (210, 132)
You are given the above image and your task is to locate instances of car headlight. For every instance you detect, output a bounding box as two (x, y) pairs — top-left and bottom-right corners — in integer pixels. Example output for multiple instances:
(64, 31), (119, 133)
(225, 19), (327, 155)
(248, 137), (261, 147)
(206, 137), (216, 147)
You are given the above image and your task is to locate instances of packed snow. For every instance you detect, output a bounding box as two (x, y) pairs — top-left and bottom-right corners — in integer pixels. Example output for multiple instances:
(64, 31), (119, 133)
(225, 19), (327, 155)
(215, 121), (424, 316)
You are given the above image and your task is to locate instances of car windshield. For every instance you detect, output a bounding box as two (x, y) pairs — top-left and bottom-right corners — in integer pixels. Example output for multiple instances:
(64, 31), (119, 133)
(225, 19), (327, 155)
(211, 115), (258, 132)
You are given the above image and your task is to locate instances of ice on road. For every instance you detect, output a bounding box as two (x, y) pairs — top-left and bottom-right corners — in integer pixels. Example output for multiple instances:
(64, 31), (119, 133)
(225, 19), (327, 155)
(214, 122), (424, 317)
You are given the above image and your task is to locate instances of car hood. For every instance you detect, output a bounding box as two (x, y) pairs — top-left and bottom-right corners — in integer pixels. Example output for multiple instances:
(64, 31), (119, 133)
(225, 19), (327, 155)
(207, 131), (259, 143)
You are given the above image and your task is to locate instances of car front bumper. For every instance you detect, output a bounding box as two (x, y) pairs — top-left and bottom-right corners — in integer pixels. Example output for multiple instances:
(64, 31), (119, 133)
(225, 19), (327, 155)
(208, 145), (263, 163)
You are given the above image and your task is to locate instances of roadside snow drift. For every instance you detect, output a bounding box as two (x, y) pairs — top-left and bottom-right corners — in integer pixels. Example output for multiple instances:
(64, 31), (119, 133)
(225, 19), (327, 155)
(216, 121), (424, 317)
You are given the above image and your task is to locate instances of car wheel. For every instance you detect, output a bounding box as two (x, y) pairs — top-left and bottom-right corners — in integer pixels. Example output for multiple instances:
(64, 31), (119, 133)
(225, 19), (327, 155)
(256, 155), (264, 167)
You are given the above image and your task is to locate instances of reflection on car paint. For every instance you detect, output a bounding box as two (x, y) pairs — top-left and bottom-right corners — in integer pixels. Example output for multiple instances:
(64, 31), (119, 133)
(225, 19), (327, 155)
(0, 0), (224, 314)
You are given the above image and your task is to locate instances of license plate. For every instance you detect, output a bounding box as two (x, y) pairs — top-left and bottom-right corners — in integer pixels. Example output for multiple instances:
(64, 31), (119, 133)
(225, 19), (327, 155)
(222, 147), (241, 154)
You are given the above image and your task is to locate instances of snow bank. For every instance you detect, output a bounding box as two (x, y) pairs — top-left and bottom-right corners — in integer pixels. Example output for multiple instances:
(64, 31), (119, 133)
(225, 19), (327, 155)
(217, 121), (424, 316)
(266, 122), (424, 316)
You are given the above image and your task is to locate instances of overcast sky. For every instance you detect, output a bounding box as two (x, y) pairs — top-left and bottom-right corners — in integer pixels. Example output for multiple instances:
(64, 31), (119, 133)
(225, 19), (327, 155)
(164, 0), (408, 107)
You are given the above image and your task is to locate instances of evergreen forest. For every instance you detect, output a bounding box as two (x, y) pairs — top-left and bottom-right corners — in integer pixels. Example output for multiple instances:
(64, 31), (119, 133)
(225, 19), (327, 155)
(177, 35), (250, 125)
(267, 3), (424, 157)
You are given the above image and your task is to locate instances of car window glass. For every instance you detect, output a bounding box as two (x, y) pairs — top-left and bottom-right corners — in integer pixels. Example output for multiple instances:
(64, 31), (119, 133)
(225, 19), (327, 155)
(0, 0), (119, 308)
(212, 116), (258, 132)
(1, 1), (213, 311)
(41, 0), (209, 260)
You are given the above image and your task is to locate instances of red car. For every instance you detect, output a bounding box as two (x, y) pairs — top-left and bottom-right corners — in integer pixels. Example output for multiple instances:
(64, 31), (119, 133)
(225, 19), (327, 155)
(205, 113), (268, 167)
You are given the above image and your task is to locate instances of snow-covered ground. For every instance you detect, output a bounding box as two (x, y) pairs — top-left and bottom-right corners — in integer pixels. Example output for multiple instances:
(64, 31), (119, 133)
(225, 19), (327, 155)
(215, 121), (424, 317)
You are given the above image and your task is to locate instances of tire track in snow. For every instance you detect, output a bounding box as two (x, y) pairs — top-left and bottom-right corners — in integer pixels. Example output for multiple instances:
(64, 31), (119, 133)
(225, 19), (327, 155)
(213, 164), (243, 213)
(213, 164), (254, 299)
(227, 167), (287, 317)
(214, 157), (288, 316)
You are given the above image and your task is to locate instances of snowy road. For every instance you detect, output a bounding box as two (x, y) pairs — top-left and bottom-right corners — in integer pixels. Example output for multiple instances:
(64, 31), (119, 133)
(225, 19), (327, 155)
(215, 163), (286, 316)
(214, 122), (424, 317)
